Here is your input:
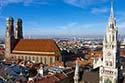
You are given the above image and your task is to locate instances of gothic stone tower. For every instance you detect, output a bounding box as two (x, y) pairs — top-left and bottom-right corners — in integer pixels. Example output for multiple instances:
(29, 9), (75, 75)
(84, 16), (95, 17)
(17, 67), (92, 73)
(5, 17), (15, 58)
(74, 61), (79, 83)
(15, 18), (23, 39)
(99, 2), (120, 83)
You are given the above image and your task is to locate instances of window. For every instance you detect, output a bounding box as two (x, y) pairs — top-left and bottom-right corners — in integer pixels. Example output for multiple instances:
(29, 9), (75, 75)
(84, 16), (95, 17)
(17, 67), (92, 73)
(110, 24), (114, 29)
(106, 61), (108, 66)
(18, 56), (20, 59)
(32, 56), (35, 61)
(28, 56), (31, 61)
(110, 61), (112, 66)
(44, 57), (46, 64)
(112, 45), (114, 49)
(40, 57), (42, 63)
(25, 56), (27, 61)
(21, 56), (24, 59)
(56, 57), (59, 61)
(50, 57), (53, 64)
(36, 57), (39, 62)
(112, 35), (114, 41)
(110, 35), (111, 42)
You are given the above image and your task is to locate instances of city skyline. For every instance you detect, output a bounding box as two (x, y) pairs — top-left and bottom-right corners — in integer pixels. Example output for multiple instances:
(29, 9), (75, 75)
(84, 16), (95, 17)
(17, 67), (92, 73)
(0, 0), (125, 38)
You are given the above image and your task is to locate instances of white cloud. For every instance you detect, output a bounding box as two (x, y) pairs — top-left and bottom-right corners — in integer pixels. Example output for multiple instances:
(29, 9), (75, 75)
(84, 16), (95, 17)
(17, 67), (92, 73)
(23, 21), (106, 37)
(0, 0), (23, 6)
(91, 7), (108, 14)
(63, 0), (109, 8)
(0, 0), (49, 14)
(59, 22), (78, 29)
(63, 0), (86, 8)
(0, 0), (49, 7)
(54, 21), (106, 36)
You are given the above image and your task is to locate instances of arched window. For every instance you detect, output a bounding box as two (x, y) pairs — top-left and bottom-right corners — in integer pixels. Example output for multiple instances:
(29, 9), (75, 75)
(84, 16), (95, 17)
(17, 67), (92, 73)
(56, 57), (59, 61)
(40, 57), (42, 63)
(36, 57), (39, 63)
(28, 56), (31, 61)
(18, 56), (20, 59)
(50, 57), (53, 64)
(110, 61), (112, 66)
(44, 57), (46, 64)
(106, 61), (108, 66)
(112, 35), (114, 42)
(25, 56), (27, 61)
(32, 56), (35, 61)
(21, 56), (24, 60)
(109, 35), (111, 42)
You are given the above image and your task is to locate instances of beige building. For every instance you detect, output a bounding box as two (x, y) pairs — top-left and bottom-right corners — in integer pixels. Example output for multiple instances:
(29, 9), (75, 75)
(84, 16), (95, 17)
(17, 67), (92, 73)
(5, 17), (62, 65)
(93, 1), (122, 83)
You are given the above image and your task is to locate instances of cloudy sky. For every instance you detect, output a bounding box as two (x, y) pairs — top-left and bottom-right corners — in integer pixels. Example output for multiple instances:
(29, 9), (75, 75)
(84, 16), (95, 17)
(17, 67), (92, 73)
(0, 0), (125, 38)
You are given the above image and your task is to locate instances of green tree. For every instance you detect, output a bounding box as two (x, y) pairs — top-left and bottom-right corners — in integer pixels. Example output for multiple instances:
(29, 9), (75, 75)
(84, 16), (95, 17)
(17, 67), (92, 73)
(104, 78), (112, 83)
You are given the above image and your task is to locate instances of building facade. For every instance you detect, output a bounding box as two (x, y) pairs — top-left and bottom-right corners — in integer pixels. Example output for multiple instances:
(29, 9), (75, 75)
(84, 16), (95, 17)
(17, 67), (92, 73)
(5, 17), (62, 65)
(99, 2), (122, 83)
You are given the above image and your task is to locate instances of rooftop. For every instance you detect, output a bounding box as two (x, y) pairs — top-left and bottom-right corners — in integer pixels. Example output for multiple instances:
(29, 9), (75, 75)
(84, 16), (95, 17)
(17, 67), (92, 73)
(12, 39), (61, 56)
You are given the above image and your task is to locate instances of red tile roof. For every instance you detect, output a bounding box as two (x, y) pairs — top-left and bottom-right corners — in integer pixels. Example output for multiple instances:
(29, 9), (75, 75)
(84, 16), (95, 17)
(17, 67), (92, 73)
(74, 58), (93, 65)
(120, 51), (125, 57)
(12, 39), (61, 56)
(86, 50), (125, 58)
(36, 75), (60, 83)
(35, 73), (68, 83)
(54, 73), (67, 80)
(50, 61), (64, 66)
(0, 49), (4, 54)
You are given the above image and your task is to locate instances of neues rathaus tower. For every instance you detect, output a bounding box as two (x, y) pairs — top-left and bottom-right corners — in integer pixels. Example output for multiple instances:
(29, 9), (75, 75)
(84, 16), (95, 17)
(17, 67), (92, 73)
(99, 1), (122, 83)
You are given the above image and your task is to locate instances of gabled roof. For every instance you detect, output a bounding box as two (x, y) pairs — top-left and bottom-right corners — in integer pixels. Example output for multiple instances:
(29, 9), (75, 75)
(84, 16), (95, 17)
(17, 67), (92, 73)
(12, 39), (61, 56)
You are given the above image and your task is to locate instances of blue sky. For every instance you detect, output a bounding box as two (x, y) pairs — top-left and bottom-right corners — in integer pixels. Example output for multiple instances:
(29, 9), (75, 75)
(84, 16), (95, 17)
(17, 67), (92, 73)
(0, 0), (125, 38)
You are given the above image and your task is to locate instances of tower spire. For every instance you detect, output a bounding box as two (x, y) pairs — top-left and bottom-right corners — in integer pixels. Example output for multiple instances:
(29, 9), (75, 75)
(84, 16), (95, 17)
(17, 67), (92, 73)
(99, 1), (122, 83)
(108, 0), (116, 29)
(74, 61), (79, 83)
(110, 0), (114, 18)
(109, 0), (115, 24)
